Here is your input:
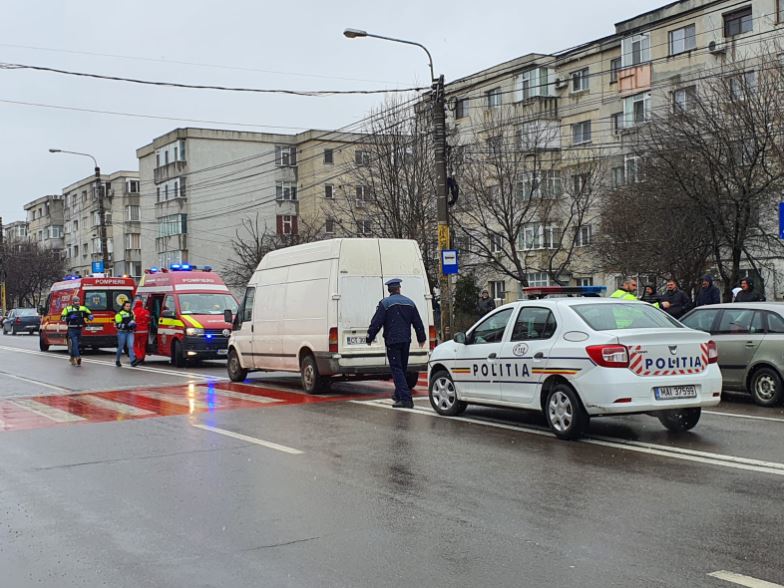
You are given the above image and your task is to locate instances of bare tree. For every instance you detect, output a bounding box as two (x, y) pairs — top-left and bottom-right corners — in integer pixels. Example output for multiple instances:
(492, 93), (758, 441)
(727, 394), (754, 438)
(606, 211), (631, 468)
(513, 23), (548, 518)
(2, 240), (65, 308)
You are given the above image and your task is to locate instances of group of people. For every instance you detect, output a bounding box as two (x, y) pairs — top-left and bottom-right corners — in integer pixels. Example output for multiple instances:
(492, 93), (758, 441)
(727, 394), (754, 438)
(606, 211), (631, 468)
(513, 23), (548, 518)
(61, 297), (151, 367)
(612, 275), (764, 318)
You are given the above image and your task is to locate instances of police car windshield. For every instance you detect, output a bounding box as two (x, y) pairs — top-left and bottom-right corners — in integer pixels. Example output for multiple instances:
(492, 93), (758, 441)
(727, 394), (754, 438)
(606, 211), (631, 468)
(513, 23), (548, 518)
(84, 290), (134, 312)
(178, 293), (238, 315)
(571, 303), (682, 331)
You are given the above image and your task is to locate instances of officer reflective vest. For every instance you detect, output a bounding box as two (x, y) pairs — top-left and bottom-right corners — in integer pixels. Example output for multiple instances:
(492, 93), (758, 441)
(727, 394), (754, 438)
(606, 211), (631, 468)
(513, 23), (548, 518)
(610, 289), (637, 301)
(61, 305), (93, 328)
(114, 309), (136, 331)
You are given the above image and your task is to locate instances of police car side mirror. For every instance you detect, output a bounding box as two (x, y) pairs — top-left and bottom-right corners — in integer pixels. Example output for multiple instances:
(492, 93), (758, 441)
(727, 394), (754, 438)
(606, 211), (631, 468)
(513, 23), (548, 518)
(453, 332), (467, 345)
(223, 309), (233, 324)
(161, 309), (176, 319)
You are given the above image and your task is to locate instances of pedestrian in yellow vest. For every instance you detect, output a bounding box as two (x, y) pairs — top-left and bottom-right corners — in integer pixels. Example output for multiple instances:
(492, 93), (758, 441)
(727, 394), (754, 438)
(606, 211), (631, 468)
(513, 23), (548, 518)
(610, 277), (638, 300)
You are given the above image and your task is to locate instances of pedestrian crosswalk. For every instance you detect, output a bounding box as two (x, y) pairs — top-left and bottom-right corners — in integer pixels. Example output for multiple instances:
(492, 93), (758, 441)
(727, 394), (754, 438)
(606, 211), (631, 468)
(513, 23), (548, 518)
(0, 382), (385, 433)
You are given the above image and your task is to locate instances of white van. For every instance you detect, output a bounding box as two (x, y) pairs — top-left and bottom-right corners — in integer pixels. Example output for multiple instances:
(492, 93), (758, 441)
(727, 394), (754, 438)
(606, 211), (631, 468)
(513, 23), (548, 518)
(226, 238), (436, 393)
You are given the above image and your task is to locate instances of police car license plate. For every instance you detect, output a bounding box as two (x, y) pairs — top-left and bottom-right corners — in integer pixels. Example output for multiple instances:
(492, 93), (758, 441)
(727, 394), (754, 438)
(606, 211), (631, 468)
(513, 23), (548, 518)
(347, 336), (366, 346)
(654, 385), (697, 400)
(217, 349), (228, 356)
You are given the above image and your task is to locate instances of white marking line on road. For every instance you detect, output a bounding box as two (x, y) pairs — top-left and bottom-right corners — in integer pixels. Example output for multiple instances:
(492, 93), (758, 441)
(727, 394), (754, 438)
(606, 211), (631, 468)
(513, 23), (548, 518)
(198, 387), (283, 404)
(192, 424), (303, 455)
(9, 399), (85, 423)
(353, 399), (784, 477)
(135, 391), (210, 409)
(0, 370), (72, 393)
(708, 570), (784, 587)
(705, 410), (784, 424)
(77, 395), (155, 417)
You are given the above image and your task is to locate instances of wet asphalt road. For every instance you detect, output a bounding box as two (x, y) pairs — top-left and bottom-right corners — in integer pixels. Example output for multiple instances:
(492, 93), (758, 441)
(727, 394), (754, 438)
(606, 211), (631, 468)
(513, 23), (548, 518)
(1, 334), (783, 587)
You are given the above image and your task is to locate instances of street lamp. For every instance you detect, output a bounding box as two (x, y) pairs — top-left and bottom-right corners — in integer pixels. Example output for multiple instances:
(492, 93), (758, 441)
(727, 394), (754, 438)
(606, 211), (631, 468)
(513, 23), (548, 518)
(49, 148), (110, 274)
(343, 28), (452, 339)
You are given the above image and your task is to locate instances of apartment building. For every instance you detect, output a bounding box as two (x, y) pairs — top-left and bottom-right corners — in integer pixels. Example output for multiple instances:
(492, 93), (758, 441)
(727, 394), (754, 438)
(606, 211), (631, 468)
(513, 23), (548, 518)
(23, 195), (64, 252)
(2, 220), (28, 242)
(61, 171), (141, 278)
(445, 0), (784, 301)
(136, 127), (364, 274)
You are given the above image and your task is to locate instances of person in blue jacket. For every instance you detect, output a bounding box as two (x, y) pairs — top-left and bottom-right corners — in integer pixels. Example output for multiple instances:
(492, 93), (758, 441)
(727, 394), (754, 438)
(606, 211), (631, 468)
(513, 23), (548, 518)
(367, 278), (427, 409)
(695, 275), (721, 307)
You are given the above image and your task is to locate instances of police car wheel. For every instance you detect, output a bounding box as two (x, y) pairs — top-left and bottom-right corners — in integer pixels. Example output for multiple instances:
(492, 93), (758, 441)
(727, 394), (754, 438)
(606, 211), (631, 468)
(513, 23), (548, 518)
(545, 384), (588, 440)
(657, 407), (701, 432)
(429, 370), (467, 416)
(300, 354), (330, 394)
(39, 332), (50, 351)
(227, 349), (248, 382)
(749, 367), (783, 407)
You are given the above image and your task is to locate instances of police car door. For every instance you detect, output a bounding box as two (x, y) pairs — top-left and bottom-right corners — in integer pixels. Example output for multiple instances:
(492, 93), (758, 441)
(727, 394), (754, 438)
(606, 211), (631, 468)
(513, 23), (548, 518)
(456, 307), (514, 402)
(499, 306), (558, 408)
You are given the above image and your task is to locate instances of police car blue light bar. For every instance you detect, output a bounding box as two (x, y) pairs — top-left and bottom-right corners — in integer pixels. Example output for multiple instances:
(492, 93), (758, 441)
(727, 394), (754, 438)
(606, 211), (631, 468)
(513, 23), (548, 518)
(522, 286), (607, 299)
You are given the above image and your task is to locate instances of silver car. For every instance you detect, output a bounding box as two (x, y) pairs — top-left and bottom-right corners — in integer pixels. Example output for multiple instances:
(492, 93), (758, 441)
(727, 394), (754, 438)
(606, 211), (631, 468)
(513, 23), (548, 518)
(681, 302), (784, 406)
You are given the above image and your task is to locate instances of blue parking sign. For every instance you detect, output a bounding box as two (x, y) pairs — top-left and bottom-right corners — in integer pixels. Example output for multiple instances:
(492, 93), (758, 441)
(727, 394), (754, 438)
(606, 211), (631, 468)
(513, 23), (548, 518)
(91, 261), (104, 274)
(780, 203), (784, 239)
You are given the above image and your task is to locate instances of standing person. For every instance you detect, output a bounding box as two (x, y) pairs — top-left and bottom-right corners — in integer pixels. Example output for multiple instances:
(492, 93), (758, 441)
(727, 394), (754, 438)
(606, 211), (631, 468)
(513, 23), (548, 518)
(366, 278), (427, 409)
(477, 289), (496, 317)
(734, 277), (765, 302)
(60, 295), (93, 366)
(731, 286), (742, 302)
(611, 277), (638, 300)
(659, 279), (692, 319)
(114, 300), (138, 367)
(132, 298), (150, 364)
(695, 275), (721, 307)
(640, 284), (660, 306)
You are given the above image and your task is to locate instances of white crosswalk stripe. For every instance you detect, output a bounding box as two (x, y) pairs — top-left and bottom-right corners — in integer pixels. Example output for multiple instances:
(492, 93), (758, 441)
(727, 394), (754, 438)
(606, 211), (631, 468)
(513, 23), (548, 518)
(9, 399), (85, 423)
(78, 395), (156, 417)
(202, 387), (282, 404)
(134, 391), (210, 409)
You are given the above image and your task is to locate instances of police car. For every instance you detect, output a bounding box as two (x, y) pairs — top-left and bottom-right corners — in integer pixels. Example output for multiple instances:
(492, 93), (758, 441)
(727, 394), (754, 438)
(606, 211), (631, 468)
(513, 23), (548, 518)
(428, 287), (722, 439)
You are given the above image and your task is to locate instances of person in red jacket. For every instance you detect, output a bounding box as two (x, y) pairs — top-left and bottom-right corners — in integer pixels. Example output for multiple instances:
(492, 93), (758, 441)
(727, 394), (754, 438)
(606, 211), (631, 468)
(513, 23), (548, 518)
(132, 298), (151, 364)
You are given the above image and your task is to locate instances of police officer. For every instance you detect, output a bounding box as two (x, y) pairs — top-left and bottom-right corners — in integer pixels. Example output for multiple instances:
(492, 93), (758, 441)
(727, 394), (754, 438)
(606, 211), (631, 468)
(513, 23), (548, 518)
(60, 295), (93, 366)
(610, 276), (638, 300)
(367, 278), (426, 409)
(114, 300), (138, 367)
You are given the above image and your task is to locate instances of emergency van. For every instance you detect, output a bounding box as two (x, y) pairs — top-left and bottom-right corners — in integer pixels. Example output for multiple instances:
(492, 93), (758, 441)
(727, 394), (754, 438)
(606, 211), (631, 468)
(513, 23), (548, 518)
(226, 238), (437, 393)
(39, 275), (137, 351)
(135, 265), (238, 366)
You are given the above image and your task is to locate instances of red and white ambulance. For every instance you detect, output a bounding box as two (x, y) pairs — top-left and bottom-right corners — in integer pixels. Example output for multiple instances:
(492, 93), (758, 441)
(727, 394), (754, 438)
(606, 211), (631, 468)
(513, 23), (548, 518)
(39, 275), (137, 351)
(135, 265), (238, 366)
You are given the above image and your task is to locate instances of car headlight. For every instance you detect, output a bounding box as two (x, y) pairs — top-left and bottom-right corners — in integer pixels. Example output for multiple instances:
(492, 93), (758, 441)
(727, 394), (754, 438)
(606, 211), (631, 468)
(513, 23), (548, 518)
(186, 327), (204, 336)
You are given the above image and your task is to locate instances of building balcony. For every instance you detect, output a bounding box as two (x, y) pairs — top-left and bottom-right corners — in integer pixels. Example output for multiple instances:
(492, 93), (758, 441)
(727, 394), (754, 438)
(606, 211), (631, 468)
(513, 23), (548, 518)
(275, 199), (299, 216)
(156, 234), (187, 253)
(515, 95), (559, 121)
(154, 161), (187, 184)
(619, 64), (652, 96)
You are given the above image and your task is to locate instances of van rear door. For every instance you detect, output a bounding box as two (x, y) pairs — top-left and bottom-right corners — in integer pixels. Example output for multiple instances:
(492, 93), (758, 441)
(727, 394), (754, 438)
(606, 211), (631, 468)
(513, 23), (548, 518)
(338, 275), (386, 360)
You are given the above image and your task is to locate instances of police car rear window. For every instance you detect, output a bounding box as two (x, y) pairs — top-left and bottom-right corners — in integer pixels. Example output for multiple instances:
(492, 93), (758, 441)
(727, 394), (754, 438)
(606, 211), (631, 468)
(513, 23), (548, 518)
(571, 303), (682, 331)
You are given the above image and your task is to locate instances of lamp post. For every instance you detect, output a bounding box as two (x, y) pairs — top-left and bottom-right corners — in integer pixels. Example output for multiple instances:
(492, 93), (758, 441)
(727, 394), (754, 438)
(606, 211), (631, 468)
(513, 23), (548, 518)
(343, 28), (452, 340)
(49, 149), (110, 275)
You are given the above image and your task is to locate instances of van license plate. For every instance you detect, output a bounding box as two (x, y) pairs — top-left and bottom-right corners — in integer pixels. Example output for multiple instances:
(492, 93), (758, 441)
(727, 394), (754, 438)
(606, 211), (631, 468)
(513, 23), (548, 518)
(654, 385), (697, 400)
(347, 336), (366, 346)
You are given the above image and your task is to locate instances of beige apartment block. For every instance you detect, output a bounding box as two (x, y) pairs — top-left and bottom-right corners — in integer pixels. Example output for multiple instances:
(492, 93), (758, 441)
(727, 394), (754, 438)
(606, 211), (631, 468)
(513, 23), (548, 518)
(2, 220), (29, 242)
(24, 195), (64, 252)
(444, 0), (784, 302)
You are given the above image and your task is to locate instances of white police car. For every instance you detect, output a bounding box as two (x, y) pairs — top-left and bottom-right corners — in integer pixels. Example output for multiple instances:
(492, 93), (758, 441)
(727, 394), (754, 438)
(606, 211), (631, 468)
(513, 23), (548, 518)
(428, 287), (722, 439)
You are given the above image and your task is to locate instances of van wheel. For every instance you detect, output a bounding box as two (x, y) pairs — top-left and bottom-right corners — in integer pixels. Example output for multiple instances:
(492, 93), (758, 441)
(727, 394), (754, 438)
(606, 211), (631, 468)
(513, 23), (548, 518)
(545, 384), (589, 440)
(749, 367), (783, 407)
(171, 340), (186, 368)
(429, 370), (467, 416)
(406, 371), (420, 390)
(657, 408), (701, 432)
(39, 332), (50, 351)
(227, 349), (248, 382)
(300, 354), (330, 394)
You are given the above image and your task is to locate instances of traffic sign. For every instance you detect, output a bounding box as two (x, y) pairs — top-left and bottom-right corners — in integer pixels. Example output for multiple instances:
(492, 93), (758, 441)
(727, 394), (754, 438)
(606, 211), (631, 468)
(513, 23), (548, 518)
(441, 249), (458, 275)
(91, 261), (104, 274)
(779, 203), (784, 239)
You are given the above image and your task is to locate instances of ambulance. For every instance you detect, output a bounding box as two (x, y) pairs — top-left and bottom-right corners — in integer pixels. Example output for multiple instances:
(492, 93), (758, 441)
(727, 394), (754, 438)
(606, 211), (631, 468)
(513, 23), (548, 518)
(135, 265), (238, 366)
(39, 275), (137, 352)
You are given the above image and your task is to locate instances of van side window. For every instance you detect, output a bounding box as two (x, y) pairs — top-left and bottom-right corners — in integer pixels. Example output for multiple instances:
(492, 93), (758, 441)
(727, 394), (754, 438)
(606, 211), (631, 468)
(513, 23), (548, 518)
(242, 288), (255, 323)
(163, 295), (176, 315)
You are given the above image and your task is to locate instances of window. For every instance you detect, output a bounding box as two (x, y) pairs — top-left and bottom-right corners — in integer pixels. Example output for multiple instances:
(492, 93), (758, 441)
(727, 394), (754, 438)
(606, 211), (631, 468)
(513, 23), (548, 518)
(325, 218), (336, 235)
(355, 150), (371, 165)
(323, 149), (334, 165)
(156, 187), (161, 202)
(571, 68), (589, 93)
(125, 233), (141, 249)
(724, 7), (752, 37)
(487, 136), (502, 156)
(357, 219), (372, 235)
(277, 215), (297, 236)
(766, 312), (784, 333)
(612, 166), (625, 188)
(610, 58), (622, 84)
(468, 307), (512, 344)
(156, 153), (160, 168)
(276, 182), (297, 201)
(611, 112), (624, 134)
(173, 146), (178, 161)
(511, 307), (556, 341)
(490, 234), (503, 253)
(681, 309), (721, 333)
(669, 24), (696, 55)
(730, 71), (756, 100)
(625, 156), (641, 184)
(515, 67), (551, 101)
(126, 205), (140, 222)
(673, 86), (697, 112)
(93, 211), (102, 226)
(575, 277), (594, 287)
(624, 92), (651, 127)
(164, 150), (169, 166)
(84, 290), (133, 312)
(520, 224), (560, 250)
(356, 185), (371, 207)
(575, 225), (593, 247)
(241, 287), (255, 323)
(486, 87), (502, 108)
(520, 171), (561, 199)
(489, 281), (507, 302)
(621, 33), (651, 67)
(572, 173), (589, 194)
(526, 272), (550, 288)
(572, 120), (592, 144)
(158, 214), (187, 237)
(275, 146), (297, 166)
(573, 303), (681, 331)
(179, 140), (186, 160)
(126, 180), (140, 193)
(716, 308), (763, 334)
(324, 184), (334, 199)
(455, 98), (469, 119)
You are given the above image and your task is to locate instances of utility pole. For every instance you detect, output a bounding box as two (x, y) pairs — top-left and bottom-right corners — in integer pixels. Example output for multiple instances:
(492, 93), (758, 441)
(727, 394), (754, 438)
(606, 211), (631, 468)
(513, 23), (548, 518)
(94, 165), (110, 275)
(0, 216), (6, 314)
(432, 75), (452, 340)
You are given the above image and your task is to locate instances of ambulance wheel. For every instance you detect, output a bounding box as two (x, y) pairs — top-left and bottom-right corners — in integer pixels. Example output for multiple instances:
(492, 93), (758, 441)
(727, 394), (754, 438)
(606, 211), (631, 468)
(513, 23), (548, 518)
(406, 371), (420, 390)
(657, 408), (701, 432)
(39, 332), (50, 351)
(300, 354), (330, 394)
(545, 384), (589, 440)
(429, 370), (467, 416)
(171, 340), (186, 368)
(227, 349), (248, 382)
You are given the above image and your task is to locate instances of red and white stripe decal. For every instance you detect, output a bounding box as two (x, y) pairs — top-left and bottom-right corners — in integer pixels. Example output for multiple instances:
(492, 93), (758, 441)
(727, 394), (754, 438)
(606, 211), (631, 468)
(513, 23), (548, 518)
(629, 344), (707, 376)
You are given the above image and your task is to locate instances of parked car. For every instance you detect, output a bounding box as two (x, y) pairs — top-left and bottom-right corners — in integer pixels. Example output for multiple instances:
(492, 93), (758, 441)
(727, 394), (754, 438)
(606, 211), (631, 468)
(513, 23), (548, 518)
(2, 308), (41, 335)
(681, 302), (784, 406)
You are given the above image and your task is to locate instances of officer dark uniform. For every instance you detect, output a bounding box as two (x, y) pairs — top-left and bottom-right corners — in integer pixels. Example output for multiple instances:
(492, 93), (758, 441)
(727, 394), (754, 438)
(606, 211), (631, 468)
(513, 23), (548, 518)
(367, 278), (426, 409)
(60, 295), (93, 366)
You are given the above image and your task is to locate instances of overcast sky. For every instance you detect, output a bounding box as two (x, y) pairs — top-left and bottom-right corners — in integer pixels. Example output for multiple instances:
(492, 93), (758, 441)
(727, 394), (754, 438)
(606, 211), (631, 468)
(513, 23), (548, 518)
(0, 0), (668, 223)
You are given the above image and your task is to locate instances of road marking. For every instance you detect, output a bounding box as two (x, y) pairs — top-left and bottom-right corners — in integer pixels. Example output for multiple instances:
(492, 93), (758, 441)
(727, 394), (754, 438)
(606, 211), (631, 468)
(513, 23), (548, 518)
(705, 410), (784, 424)
(353, 400), (784, 477)
(206, 388), (283, 404)
(9, 399), (85, 423)
(77, 395), (156, 417)
(192, 423), (303, 455)
(708, 570), (784, 587)
(135, 391), (210, 409)
(0, 370), (72, 393)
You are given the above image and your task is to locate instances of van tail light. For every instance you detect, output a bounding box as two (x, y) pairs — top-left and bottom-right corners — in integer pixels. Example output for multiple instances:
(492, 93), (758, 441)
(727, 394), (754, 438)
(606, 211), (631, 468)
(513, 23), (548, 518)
(586, 344), (629, 368)
(707, 340), (718, 364)
(329, 327), (338, 353)
(429, 325), (437, 350)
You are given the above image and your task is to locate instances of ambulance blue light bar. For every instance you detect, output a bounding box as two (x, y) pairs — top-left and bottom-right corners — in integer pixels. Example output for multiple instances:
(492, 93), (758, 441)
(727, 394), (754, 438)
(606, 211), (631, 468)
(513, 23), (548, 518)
(169, 264), (194, 271)
(522, 286), (607, 299)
